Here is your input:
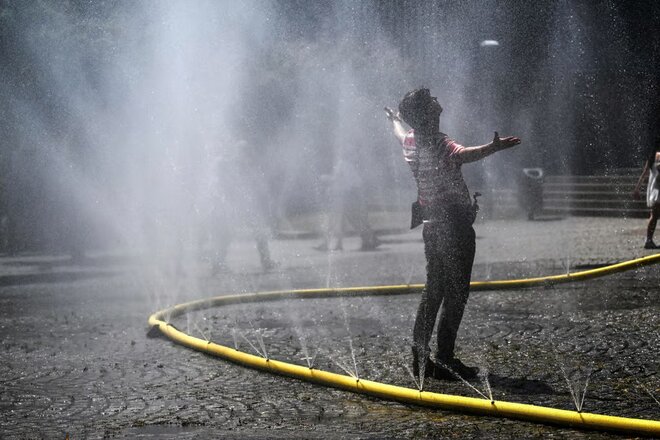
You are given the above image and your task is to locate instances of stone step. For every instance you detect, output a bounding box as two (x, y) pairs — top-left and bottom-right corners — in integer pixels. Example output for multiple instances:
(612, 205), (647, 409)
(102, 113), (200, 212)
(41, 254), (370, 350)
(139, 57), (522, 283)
(544, 177), (639, 186)
(536, 169), (649, 218)
(542, 197), (646, 209)
(544, 182), (641, 190)
(542, 190), (645, 201)
(542, 206), (648, 218)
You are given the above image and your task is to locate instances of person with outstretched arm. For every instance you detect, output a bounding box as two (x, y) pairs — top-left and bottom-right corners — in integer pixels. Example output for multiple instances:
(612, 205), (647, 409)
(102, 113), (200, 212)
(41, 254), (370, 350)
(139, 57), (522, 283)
(385, 88), (521, 381)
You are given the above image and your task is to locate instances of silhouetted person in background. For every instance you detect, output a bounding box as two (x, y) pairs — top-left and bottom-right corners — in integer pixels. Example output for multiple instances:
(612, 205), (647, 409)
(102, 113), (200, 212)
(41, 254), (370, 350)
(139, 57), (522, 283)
(633, 145), (660, 249)
(518, 168), (544, 221)
(388, 89), (521, 381)
(200, 140), (278, 274)
(314, 158), (380, 252)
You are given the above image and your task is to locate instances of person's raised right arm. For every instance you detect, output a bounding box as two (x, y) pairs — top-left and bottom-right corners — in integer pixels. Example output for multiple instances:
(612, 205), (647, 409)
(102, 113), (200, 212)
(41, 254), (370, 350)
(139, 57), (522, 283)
(385, 107), (407, 144)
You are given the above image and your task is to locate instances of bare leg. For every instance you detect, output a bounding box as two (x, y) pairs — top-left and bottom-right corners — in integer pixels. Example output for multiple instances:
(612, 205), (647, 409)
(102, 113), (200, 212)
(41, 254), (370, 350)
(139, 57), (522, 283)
(256, 232), (277, 271)
(329, 197), (345, 251)
(315, 210), (331, 251)
(344, 188), (379, 250)
(646, 206), (659, 246)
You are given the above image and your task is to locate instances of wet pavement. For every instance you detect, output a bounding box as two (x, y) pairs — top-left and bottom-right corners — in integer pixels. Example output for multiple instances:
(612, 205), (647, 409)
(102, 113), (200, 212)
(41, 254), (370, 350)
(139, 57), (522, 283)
(1, 216), (658, 439)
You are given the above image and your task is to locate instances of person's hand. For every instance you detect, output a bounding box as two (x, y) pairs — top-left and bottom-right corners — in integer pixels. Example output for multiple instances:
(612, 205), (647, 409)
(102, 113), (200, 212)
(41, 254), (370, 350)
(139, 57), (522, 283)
(492, 131), (521, 150)
(384, 107), (401, 122)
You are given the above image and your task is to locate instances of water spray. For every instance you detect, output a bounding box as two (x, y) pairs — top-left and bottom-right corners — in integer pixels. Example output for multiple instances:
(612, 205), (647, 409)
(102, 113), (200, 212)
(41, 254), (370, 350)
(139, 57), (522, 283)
(148, 254), (660, 436)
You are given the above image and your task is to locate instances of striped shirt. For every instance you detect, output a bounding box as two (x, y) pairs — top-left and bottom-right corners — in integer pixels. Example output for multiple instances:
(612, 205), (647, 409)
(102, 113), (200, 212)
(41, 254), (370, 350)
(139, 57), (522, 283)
(402, 130), (471, 208)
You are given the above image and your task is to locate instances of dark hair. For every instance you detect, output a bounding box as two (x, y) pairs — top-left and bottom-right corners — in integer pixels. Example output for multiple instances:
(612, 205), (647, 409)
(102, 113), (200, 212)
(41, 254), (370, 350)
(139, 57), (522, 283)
(398, 88), (441, 129)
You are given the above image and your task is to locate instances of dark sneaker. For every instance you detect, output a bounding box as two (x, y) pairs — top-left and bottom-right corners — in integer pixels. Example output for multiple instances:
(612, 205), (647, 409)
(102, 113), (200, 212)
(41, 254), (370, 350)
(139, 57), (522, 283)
(432, 358), (479, 381)
(644, 240), (659, 249)
(426, 364), (457, 380)
(412, 355), (437, 379)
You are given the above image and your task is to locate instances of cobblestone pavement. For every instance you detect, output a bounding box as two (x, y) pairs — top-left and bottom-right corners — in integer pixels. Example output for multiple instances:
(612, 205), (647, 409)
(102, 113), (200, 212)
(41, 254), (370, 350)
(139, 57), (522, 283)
(0, 216), (658, 439)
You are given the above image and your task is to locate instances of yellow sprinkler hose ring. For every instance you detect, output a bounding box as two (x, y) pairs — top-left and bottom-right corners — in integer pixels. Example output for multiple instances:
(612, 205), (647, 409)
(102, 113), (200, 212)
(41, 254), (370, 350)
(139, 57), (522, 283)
(148, 253), (660, 436)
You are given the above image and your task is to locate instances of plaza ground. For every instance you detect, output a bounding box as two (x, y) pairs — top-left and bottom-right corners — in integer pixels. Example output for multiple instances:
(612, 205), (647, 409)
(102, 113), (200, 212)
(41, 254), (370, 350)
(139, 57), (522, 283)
(1, 215), (658, 439)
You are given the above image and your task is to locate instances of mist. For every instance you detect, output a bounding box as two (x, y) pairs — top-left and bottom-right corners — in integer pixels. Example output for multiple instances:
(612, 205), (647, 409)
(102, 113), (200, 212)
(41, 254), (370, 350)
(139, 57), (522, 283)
(0, 0), (658, 259)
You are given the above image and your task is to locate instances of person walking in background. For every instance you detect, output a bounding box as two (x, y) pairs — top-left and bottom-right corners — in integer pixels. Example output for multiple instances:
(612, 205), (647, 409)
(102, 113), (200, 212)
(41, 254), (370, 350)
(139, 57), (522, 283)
(314, 158), (380, 252)
(633, 145), (660, 249)
(199, 140), (278, 274)
(387, 89), (521, 381)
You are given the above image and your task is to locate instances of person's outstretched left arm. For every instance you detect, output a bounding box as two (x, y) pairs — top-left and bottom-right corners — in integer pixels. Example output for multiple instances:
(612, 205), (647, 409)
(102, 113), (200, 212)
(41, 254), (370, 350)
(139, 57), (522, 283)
(454, 132), (521, 164)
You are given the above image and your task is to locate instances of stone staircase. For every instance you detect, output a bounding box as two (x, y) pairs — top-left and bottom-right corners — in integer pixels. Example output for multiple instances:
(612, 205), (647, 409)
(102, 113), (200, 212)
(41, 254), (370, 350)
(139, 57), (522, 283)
(541, 168), (648, 218)
(483, 168), (649, 219)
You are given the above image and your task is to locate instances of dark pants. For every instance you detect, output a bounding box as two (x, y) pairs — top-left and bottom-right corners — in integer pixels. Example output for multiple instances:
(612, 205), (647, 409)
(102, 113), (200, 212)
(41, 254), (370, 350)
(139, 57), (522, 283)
(412, 209), (476, 362)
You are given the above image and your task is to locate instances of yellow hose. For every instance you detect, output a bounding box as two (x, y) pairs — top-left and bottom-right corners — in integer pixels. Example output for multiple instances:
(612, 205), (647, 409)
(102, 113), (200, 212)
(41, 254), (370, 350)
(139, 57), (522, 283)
(148, 253), (660, 436)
